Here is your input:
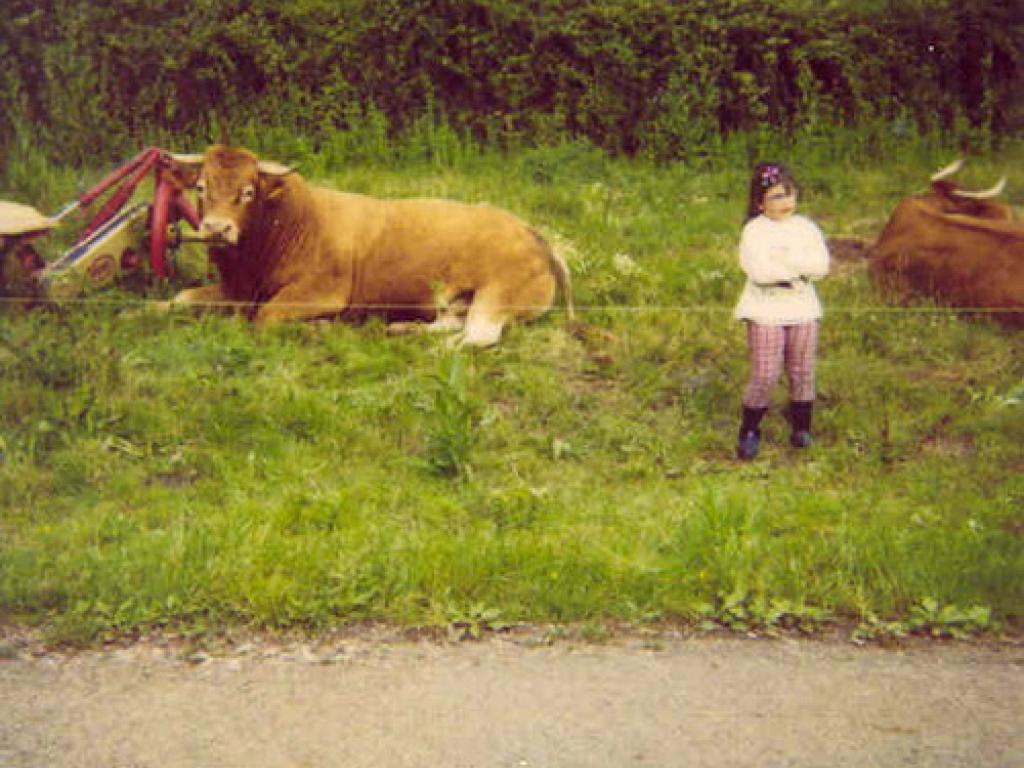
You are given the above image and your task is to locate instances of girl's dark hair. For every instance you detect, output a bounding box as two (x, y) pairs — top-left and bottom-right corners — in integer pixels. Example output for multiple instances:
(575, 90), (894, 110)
(746, 161), (798, 222)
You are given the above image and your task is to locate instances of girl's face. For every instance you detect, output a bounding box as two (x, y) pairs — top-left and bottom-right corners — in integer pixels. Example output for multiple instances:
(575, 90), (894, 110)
(760, 183), (797, 221)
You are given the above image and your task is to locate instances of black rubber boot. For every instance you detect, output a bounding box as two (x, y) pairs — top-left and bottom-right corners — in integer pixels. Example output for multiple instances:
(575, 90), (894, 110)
(736, 406), (767, 460)
(789, 400), (814, 448)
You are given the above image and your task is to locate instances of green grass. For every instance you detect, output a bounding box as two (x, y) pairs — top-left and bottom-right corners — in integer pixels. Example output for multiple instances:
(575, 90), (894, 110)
(1, 132), (1022, 645)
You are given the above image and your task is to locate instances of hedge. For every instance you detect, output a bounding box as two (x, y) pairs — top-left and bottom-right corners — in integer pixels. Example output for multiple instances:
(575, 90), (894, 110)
(0, 0), (1020, 165)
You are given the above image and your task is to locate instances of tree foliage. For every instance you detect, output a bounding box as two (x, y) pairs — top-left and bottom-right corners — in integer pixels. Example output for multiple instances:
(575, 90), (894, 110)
(0, 0), (1020, 165)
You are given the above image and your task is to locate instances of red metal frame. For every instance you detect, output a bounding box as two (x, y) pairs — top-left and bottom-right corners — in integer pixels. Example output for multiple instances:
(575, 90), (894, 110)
(71, 148), (200, 278)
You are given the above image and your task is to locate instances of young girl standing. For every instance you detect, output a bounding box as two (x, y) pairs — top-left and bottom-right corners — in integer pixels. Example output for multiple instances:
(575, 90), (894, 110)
(733, 162), (830, 460)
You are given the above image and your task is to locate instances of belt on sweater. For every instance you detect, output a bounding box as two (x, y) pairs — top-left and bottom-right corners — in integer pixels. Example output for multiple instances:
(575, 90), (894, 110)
(754, 280), (795, 289)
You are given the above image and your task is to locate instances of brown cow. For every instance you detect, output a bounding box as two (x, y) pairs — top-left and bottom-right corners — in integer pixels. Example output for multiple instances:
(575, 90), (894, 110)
(869, 159), (1022, 329)
(168, 145), (574, 346)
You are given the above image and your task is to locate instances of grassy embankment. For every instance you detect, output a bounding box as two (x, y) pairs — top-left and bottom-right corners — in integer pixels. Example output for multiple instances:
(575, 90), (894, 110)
(1, 129), (1021, 645)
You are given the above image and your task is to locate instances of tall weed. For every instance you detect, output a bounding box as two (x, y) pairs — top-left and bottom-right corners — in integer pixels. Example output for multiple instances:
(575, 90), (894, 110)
(424, 354), (483, 478)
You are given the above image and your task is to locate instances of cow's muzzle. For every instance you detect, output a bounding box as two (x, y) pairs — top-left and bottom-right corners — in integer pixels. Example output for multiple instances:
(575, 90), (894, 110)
(200, 217), (239, 245)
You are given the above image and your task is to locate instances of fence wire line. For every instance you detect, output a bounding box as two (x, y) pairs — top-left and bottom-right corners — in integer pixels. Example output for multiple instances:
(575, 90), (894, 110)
(0, 295), (1020, 315)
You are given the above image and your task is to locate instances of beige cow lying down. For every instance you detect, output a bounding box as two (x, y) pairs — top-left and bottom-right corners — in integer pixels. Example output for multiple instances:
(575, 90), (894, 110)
(169, 145), (574, 347)
(869, 159), (1022, 329)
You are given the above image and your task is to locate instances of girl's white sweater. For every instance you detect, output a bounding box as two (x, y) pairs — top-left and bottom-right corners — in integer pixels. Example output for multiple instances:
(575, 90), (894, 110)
(733, 214), (830, 325)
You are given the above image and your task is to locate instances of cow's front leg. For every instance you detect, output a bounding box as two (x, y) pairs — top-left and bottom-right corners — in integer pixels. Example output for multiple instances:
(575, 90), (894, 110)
(167, 284), (253, 317)
(156, 283), (247, 316)
(171, 283), (227, 307)
(253, 282), (350, 326)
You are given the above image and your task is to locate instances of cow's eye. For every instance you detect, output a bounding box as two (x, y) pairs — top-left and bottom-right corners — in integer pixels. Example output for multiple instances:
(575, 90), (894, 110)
(240, 185), (255, 203)
(195, 179), (206, 197)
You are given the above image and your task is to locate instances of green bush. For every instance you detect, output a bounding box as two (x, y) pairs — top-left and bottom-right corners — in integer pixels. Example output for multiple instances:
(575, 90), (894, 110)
(0, 0), (1020, 169)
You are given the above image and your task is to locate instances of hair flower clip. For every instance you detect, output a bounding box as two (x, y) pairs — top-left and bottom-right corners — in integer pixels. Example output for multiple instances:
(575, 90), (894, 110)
(759, 164), (782, 187)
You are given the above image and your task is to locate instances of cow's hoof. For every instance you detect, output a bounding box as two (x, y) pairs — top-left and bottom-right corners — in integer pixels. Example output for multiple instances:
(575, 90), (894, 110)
(128, 300), (173, 317)
(387, 322), (418, 336)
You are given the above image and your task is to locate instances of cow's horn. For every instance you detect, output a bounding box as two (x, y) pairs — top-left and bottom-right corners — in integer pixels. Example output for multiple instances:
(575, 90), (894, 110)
(952, 177), (1007, 199)
(168, 152), (204, 167)
(257, 161), (296, 177)
(930, 158), (964, 182)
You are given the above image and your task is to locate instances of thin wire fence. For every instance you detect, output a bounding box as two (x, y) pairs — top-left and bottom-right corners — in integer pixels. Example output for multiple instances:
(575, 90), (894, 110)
(0, 295), (1020, 316)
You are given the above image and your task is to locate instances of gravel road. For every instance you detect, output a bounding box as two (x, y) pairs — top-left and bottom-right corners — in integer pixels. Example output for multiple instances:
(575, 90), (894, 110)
(1, 630), (1021, 768)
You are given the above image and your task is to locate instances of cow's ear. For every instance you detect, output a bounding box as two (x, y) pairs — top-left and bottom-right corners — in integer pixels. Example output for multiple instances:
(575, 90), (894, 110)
(260, 174), (289, 202)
